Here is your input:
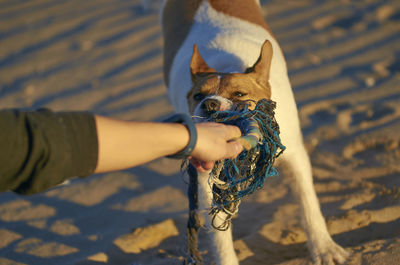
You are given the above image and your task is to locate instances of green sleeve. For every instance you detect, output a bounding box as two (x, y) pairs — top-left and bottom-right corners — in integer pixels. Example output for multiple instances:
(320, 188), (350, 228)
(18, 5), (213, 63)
(0, 109), (98, 195)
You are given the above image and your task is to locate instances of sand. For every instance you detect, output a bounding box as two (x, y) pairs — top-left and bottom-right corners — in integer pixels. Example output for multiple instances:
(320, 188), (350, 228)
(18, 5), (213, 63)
(0, 0), (399, 264)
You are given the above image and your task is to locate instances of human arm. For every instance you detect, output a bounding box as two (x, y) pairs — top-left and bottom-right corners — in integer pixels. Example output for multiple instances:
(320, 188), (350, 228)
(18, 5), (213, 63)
(94, 115), (243, 173)
(0, 109), (242, 194)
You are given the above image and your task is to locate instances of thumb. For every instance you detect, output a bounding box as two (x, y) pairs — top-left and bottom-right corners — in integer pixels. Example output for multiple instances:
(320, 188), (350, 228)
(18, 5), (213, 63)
(225, 141), (243, 159)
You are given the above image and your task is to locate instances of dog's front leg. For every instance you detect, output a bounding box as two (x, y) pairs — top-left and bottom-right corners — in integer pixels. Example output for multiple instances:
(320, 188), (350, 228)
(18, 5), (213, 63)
(281, 145), (349, 265)
(197, 170), (239, 265)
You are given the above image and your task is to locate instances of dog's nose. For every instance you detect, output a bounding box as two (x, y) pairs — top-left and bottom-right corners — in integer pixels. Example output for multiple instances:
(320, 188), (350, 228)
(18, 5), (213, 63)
(202, 99), (221, 113)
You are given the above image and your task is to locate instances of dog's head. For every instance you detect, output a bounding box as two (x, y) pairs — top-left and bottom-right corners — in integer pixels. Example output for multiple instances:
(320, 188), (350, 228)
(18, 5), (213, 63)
(187, 40), (273, 119)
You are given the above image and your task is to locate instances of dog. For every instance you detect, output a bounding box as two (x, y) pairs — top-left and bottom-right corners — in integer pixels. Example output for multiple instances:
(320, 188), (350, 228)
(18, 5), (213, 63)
(160, 0), (349, 264)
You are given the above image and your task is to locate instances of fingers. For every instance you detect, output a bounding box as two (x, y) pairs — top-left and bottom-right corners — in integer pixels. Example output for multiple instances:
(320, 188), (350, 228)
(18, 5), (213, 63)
(189, 159), (204, 172)
(225, 140), (243, 159)
(191, 122), (243, 165)
(202, 161), (214, 170)
(189, 158), (215, 172)
(223, 124), (242, 140)
(189, 140), (241, 173)
(197, 122), (242, 140)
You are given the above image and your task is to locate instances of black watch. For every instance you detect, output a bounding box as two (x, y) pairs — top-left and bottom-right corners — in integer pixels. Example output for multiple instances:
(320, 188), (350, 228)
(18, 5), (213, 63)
(163, 113), (197, 159)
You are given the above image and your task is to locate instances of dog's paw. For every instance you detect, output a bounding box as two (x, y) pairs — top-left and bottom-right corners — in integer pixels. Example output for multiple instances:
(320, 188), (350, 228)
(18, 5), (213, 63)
(309, 237), (350, 265)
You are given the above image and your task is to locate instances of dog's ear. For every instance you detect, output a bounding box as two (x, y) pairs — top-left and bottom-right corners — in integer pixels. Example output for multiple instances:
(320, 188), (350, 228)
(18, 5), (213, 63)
(190, 44), (216, 81)
(245, 40), (273, 88)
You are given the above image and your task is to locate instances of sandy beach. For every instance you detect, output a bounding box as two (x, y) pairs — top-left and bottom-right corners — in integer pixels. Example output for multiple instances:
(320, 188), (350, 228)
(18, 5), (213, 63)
(0, 0), (399, 264)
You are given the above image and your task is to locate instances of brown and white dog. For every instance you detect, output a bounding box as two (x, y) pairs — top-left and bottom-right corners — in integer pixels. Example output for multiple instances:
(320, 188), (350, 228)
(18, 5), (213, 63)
(160, 0), (349, 264)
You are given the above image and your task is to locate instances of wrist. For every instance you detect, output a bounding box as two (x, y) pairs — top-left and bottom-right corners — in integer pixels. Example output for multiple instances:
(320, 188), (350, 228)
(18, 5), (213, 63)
(163, 114), (197, 159)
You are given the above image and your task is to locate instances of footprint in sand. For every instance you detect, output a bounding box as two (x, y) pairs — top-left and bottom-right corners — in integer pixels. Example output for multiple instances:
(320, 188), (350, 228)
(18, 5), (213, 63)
(337, 103), (399, 134)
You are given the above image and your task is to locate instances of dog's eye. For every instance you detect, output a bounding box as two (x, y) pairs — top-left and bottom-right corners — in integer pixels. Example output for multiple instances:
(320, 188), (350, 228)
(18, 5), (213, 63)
(193, 93), (205, 101)
(234, 91), (247, 98)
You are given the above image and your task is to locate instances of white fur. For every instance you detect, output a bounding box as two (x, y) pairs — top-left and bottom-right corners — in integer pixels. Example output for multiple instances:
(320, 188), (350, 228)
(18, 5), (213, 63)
(163, 1), (349, 264)
(198, 170), (239, 265)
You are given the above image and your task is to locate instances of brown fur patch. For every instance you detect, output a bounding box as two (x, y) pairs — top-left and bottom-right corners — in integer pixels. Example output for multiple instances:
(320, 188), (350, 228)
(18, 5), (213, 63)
(209, 0), (275, 37)
(187, 40), (273, 114)
(190, 44), (216, 80)
(187, 72), (271, 114)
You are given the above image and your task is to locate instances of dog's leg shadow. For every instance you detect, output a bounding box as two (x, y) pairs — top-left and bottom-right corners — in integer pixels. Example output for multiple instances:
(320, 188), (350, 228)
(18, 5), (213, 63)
(185, 164), (203, 264)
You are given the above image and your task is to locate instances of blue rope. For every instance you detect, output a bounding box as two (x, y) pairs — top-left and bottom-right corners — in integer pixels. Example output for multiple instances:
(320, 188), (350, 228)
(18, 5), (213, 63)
(208, 99), (285, 230)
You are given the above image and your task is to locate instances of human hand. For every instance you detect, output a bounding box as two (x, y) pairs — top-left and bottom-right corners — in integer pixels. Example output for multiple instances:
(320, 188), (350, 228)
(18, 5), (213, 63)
(190, 122), (243, 172)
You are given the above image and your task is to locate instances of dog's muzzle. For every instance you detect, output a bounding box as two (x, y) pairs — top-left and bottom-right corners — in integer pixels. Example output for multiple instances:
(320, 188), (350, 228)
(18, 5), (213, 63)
(201, 98), (221, 115)
(194, 95), (233, 122)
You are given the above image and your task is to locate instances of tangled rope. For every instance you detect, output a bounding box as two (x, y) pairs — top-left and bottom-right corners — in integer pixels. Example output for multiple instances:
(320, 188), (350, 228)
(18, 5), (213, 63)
(207, 99), (285, 230)
(183, 99), (285, 264)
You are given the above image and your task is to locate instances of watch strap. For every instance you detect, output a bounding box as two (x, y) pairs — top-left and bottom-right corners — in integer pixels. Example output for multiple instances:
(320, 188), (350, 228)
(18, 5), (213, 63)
(163, 113), (197, 159)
